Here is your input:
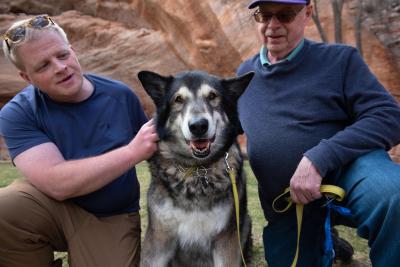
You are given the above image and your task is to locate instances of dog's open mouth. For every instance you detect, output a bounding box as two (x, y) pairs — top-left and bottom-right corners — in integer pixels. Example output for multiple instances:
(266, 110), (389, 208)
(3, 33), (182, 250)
(188, 137), (215, 158)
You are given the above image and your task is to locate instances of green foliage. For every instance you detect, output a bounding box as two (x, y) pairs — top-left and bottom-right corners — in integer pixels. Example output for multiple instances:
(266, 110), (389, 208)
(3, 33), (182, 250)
(0, 161), (370, 266)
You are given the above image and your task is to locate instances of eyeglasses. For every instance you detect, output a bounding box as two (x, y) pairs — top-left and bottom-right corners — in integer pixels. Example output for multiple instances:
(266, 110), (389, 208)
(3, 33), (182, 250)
(253, 6), (305, 24)
(0, 15), (55, 50)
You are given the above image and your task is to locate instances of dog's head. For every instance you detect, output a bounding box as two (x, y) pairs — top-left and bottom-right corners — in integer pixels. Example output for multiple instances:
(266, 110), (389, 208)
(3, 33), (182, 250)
(138, 70), (254, 165)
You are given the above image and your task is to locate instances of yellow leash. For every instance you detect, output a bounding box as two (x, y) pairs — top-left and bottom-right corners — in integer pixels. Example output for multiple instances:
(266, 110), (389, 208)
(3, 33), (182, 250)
(272, 185), (346, 267)
(225, 153), (247, 267)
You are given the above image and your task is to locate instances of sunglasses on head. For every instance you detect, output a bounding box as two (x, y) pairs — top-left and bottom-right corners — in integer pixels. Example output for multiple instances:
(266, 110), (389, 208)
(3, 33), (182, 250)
(253, 6), (305, 24)
(1, 15), (55, 50)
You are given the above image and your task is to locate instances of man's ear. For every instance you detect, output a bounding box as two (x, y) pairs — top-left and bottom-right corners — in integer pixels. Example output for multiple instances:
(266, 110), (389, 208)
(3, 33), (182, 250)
(305, 4), (313, 18)
(19, 71), (31, 84)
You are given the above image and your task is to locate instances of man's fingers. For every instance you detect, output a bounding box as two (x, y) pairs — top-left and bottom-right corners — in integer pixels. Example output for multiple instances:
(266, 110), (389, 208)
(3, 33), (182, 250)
(291, 190), (311, 205)
(151, 132), (159, 142)
(290, 181), (320, 204)
(291, 187), (323, 205)
(143, 119), (153, 126)
(311, 190), (322, 200)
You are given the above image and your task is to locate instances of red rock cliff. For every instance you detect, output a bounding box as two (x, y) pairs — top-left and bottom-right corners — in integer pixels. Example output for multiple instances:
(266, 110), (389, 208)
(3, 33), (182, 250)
(0, 0), (399, 160)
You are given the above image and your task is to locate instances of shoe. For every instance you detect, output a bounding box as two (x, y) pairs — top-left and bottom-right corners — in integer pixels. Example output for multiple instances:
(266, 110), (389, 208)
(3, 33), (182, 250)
(332, 227), (354, 264)
(52, 258), (63, 267)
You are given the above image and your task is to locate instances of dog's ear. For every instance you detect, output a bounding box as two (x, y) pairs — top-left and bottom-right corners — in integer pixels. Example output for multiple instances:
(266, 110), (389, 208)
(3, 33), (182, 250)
(221, 71), (254, 99)
(221, 72), (254, 136)
(138, 71), (173, 107)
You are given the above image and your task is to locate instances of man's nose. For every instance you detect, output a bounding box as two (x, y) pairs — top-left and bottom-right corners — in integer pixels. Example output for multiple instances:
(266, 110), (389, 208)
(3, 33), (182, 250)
(53, 59), (67, 73)
(268, 15), (282, 28)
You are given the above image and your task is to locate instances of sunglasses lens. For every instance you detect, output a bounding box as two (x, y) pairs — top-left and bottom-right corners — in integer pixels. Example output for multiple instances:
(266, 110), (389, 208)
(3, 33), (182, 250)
(276, 13), (296, 23)
(4, 15), (52, 45)
(253, 7), (303, 24)
(30, 16), (51, 28)
(254, 11), (271, 23)
(8, 26), (26, 43)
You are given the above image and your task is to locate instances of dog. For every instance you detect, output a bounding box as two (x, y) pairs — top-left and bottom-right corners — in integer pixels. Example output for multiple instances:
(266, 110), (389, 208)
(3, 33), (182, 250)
(138, 70), (254, 267)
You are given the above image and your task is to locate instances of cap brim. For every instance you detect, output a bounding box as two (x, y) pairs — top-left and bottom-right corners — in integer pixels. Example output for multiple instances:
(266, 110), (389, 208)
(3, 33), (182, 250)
(248, 0), (307, 9)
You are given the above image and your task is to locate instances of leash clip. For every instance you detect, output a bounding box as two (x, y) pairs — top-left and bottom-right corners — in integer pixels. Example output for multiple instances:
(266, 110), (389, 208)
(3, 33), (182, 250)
(225, 152), (232, 172)
(322, 196), (335, 207)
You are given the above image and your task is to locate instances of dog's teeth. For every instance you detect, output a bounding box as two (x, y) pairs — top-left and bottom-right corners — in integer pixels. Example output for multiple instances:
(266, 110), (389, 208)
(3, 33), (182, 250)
(191, 140), (210, 150)
(190, 139), (211, 157)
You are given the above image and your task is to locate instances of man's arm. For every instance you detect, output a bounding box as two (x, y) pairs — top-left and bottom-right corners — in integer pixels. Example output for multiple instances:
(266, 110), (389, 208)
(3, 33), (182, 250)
(304, 48), (400, 178)
(14, 120), (158, 201)
(290, 48), (400, 205)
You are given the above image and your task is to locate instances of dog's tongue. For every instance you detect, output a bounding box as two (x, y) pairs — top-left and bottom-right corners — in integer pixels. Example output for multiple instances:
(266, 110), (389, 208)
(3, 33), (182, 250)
(191, 139), (210, 150)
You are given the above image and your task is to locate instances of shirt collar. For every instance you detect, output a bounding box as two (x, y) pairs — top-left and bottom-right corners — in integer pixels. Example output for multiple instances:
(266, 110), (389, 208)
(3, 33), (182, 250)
(260, 38), (305, 66)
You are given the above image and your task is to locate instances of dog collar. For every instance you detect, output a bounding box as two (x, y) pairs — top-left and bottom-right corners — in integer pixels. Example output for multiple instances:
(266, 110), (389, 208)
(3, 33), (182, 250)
(177, 165), (210, 186)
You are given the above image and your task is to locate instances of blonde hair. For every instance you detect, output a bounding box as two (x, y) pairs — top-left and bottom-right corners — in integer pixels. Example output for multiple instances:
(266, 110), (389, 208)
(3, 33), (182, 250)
(2, 16), (69, 70)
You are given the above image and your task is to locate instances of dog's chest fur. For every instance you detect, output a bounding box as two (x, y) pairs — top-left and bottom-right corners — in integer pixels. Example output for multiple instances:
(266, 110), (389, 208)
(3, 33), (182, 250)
(153, 197), (231, 248)
(146, 146), (242, 248)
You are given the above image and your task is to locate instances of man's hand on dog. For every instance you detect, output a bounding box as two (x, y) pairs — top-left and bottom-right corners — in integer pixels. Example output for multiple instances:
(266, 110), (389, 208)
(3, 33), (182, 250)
(289, 156), (323, 205)
(128, 119), (159, 162)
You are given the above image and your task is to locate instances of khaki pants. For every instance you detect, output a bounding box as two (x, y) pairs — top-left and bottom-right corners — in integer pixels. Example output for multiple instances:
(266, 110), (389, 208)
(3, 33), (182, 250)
(0, 180), (141, 267)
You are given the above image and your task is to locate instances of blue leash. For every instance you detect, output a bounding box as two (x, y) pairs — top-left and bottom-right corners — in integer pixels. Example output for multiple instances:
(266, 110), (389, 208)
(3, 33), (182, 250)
(322, 198), (352, 267)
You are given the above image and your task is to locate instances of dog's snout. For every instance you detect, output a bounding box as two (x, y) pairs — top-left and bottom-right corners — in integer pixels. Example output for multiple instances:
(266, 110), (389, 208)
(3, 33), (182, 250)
(189, 118), (208, 137)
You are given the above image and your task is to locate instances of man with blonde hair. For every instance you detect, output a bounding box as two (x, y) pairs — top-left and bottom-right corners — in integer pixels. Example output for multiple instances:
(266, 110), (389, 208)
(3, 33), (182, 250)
(0, 15), (158, 267)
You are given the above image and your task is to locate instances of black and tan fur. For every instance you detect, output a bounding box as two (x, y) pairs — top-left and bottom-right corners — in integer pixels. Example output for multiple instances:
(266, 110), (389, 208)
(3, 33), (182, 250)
(138, 70), (254, 267)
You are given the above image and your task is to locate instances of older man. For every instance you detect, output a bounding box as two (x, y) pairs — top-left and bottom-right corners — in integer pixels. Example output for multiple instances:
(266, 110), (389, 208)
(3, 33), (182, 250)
(237, 0), (400, 266)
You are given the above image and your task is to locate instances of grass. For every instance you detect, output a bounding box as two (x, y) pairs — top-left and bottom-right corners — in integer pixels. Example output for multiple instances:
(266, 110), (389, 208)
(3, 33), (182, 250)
(0, 162), (21, 187)
(0, 161), (370, 266)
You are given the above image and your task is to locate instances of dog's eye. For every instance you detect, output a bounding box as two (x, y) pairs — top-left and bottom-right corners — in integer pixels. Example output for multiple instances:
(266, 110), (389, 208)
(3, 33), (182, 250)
(174, 95), (184, 104)
(208, 92), (218, 101)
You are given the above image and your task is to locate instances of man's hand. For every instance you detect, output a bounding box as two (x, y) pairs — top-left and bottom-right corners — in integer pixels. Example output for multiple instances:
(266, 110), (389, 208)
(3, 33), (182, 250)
(289, 156), (323, 205)
(128, 119), (158, 162)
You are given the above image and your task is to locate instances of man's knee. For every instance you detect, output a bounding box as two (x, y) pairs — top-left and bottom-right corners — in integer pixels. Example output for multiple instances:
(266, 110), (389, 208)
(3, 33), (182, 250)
(0, 180), (62, 246)
(0, 181), (33, 228)
(342, 149), (400, 191)
(349, 149), (394, 171)
(340, 150), (400, 227)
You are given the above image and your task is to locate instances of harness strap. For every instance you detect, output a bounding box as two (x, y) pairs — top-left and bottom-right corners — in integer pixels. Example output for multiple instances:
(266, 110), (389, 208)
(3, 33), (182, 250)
(182, 166), (197, 179)
(272, 185), (348, 267)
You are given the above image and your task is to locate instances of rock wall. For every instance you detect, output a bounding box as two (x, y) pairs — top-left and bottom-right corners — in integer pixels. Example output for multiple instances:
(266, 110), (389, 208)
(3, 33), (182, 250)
(362, 0), (400, 71)
(0, 0), (399, 160)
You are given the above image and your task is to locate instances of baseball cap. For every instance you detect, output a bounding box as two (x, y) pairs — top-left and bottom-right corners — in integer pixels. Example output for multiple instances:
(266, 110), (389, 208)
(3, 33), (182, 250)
(248, 0), (309, 9)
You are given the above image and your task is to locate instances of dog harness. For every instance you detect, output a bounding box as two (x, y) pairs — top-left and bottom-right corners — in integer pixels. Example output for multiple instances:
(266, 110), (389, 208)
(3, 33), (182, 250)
(272, 185), (352, 267)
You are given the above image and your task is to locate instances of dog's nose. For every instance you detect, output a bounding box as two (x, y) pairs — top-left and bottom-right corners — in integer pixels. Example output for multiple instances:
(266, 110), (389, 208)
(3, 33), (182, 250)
(189, 118), (208, 137)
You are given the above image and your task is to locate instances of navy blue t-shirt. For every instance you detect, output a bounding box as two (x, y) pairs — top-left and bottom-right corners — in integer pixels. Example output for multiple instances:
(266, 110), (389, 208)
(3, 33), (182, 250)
(0, 74), (148, 217)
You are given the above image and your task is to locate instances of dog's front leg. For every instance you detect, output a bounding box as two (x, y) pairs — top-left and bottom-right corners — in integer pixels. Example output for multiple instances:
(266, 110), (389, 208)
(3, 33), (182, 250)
(140, 229), (177, 267)
(213, 231), (242, 267)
